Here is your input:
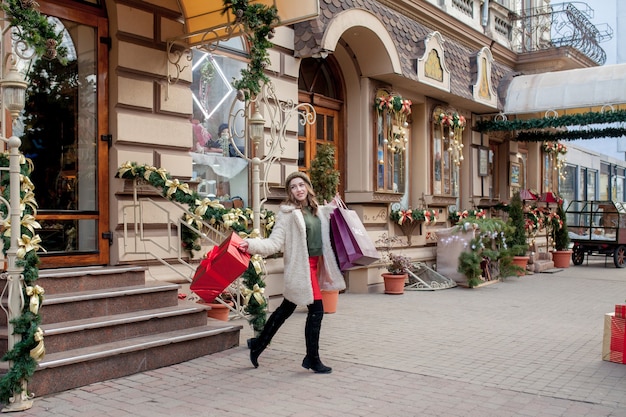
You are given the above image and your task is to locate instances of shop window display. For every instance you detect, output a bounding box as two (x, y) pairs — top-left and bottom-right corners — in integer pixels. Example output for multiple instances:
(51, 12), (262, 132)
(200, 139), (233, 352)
(190, 49), (249, 204)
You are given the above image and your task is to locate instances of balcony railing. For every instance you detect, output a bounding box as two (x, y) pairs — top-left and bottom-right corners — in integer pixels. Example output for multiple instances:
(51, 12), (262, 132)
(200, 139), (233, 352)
(510, 2), (613, 65)
(427, 0), (611, 65)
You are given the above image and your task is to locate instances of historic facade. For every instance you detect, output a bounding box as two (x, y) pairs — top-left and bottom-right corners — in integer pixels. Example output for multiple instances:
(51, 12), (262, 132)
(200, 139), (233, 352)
(2, 0), (618, 293)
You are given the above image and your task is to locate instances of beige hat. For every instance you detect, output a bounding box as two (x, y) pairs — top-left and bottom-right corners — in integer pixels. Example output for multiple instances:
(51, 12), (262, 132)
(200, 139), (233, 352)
(285, 171), (312, 192)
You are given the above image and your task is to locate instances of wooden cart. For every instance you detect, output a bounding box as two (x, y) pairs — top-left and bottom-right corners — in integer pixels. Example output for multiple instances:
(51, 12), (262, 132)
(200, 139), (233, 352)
(565, 200), (626, 268)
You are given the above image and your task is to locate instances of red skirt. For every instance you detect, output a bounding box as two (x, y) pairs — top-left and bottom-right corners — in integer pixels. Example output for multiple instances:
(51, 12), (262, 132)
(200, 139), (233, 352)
(309, 256), (321, 300)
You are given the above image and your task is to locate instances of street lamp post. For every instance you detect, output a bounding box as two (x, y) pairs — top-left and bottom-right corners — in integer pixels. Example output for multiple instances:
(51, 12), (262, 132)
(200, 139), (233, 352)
(0, 52), (31, 412)
(228, 82), (315, 232)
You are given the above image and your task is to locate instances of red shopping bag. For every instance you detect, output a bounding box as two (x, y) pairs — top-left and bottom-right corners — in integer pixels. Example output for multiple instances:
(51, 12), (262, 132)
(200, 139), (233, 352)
(330, 200), (380, 271)
(190, 232), (251, 303)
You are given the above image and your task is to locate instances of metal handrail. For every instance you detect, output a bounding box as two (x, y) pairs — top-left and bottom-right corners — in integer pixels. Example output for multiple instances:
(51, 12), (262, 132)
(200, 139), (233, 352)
(120, 178), (248, 319)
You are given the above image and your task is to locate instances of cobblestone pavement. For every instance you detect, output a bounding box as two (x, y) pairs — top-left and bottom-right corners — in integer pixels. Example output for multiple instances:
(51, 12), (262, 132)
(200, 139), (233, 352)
(12, 260), (626, 416)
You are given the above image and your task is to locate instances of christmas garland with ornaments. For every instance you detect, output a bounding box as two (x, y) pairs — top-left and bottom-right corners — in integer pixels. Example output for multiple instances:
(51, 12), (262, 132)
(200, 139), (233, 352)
(475, 110), (626, 142)
(390, 208), (438, 226)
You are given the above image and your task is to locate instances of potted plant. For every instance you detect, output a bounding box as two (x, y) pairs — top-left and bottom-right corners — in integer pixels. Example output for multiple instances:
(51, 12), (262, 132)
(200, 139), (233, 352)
(550, 201), (571, 268)
(375, 233), (412, 294)
(309, 143), (340, 204)
(505, 191), (529, 274)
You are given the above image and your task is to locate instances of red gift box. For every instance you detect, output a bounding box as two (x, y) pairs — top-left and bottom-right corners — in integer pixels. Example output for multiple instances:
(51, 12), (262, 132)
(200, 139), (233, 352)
(190, 232), (251, 303)
(616, 304), (626, 319)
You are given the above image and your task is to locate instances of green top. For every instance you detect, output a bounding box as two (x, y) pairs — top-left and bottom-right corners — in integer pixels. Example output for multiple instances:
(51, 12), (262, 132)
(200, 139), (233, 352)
(302, 206), (322, 256)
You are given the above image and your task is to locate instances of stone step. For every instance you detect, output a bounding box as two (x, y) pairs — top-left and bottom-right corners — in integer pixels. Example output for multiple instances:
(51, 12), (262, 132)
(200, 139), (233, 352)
(35, 282), (181, 325)
(532, 259), (555, 273)
(5, 303), (210, 353)
(0, 266), (241, 398)
(37, 265), (147, 294)
(14, 324), (242, 397)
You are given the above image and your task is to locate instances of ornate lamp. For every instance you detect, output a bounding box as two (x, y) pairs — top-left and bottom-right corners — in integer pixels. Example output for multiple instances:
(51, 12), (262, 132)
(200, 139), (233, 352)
(1, 55), (28, 120)
(248, 109), (265, 149)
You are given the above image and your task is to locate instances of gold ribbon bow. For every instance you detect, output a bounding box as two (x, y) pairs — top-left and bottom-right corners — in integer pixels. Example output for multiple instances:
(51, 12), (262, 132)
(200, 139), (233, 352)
(21, 191), (38, 214)
(117, 161), (136, 178)
(26, 285), (45, 314)
(250, 254), (265, 275)
(242, 283), (265, 306)
(2, 216), (41, 238)
(194, 198), (224, 217)
(17, 234), (45, 258)
(185, 213), (204, 230)
(165, 178), (191, 197)
(29, 327), (45, 362)
(143, 165), (169, 182)
(222, 211), (244, 228)
(20, 175), (35, 193)
(239, 229), (261, 240)
(222, 212), (235, 228)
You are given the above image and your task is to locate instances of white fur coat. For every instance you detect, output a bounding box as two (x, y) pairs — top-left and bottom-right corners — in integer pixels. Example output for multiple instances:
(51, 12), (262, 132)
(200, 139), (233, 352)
(245, 204), (345, 306)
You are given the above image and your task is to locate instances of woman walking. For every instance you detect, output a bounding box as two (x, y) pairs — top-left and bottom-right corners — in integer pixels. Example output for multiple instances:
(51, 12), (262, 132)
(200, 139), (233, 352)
(238, 172), (344, 373)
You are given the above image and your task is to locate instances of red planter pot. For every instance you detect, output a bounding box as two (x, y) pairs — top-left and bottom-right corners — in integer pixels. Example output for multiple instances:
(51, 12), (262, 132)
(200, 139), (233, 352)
(321, 290), (339, 314)
(512, 256), (529, 276)
(552, 250), (572, 268)
(198, 301), (233, 321)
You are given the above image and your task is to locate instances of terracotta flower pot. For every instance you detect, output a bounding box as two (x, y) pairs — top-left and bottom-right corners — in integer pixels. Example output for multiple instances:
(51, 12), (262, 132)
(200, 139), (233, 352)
(551, 250), (572, 268)
(382, 273), (407, 294)
(198, 300), (233, 321)
(321, 289), (339, 314)
(512, 256), (529, 276)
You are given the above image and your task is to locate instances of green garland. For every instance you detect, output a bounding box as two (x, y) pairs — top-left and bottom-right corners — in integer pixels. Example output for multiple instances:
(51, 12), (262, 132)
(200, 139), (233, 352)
(223, 0), (279, 99)
(516, 127), (626, 142)
(475, 110), (626, 142)
(0, 153), (43, 404)
(1, 0), (68, 63)
(475, 110), (626, 132)
(116, 162), (269, 329)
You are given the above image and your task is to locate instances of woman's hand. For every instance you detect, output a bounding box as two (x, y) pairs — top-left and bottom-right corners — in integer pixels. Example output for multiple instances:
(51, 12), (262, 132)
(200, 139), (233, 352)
(329, 193), (342, 207)
(238, 240), (249, 253)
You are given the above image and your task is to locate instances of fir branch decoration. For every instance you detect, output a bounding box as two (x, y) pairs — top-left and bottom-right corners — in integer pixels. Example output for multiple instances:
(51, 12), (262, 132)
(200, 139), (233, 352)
(241, 263), (266, 334)
(455, 217), (515, 287)
(1, 0), (68, 63)
(309, 143), (339, 204)
(223, 0), (279, 99)
(475, 110), (626, 134)
(0, 152), (44, 404)
(515, 127), (626, 142)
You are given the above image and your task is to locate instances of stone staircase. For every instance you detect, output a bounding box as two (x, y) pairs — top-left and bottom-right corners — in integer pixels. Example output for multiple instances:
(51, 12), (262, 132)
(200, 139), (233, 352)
(0, 265), (241, 396)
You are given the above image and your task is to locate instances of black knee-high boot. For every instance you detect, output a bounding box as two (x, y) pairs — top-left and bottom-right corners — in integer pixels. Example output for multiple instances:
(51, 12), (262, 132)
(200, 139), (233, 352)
(248, 299), (296, 368)
(302, 301), (332, 374)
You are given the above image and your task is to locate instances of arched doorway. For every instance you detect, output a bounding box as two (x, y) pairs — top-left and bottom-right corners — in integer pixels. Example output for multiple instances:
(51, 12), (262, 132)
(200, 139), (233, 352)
(298, 57), (344, 191)
(21, 2), (109, 268)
